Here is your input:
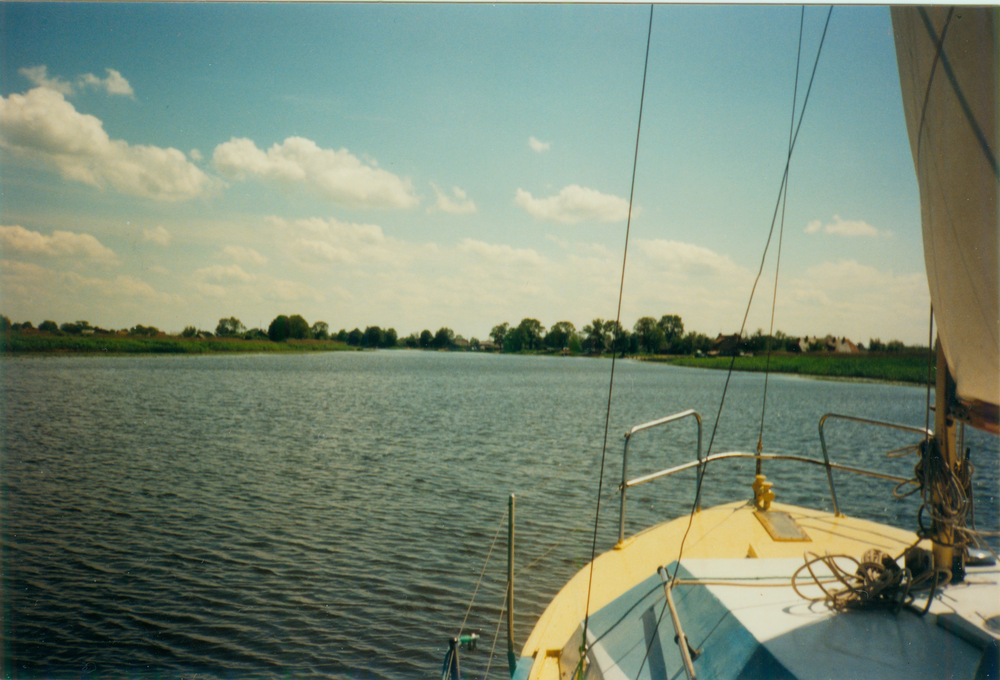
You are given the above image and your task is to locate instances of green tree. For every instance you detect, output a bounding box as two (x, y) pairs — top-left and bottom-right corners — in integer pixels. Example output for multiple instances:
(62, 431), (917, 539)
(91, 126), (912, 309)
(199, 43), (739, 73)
(516, 318), (544, 350)
(568, 333), (582, 354)
(606, 320), (629, 355)
(384, 328), (398, 348)
(129, 324), (158, 337)
(268, 315), (290, 341)
(288, 314), (310, 339)
(633, 316), (665, 354)
(311, 321), (330, 340)
(39, 320), (59, 334)
(434, 327), (455, 349)
(658, 315), (684, 349)
(503, 325), (525, 352)
(347, 328), (363, 346)
(868, 338), (886, 352)
(363, 326), (384, 348)
(886, 340), (905, 352)
(216, 317), (246, 337)
(490, 322), (510, 348)
(182, 326), (198, 337)
(545, 321), (576, 349)
(583, 319), (607, 353)
(404, 332), (419, 348)
(0, 315), (9, 332)
(336, 329), (348, 342)
(419, 329), (433, 348)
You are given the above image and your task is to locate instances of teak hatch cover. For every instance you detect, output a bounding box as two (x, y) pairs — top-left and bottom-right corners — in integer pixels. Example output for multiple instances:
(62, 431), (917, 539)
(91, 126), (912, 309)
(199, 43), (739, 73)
(754, 510), (810, 542)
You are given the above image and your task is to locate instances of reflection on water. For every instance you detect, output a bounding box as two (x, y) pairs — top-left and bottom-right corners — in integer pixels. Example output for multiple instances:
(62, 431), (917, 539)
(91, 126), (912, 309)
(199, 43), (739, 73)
(3, 352), (997, 678)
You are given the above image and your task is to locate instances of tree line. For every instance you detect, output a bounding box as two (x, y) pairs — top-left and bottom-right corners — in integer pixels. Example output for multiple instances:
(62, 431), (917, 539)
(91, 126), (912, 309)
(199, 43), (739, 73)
(1, 313), (914, 356)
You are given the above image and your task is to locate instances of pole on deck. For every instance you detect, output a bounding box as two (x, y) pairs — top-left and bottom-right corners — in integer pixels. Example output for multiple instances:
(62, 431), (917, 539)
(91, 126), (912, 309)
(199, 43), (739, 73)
(932, 341), (963, 581)
(507, 493), (517, 677)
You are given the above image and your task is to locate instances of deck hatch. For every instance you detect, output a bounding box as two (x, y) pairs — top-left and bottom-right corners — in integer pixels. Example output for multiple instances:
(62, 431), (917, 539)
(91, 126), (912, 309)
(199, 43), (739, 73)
(754, 510), (810, 542)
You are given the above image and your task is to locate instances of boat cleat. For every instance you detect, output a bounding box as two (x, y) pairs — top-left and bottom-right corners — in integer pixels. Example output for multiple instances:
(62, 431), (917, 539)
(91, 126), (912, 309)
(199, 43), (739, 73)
(752, 474), (775, 511)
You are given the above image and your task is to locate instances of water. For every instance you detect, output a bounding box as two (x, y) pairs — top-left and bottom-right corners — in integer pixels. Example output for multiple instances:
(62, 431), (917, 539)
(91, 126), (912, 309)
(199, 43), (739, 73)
(2, 352), (997, 678)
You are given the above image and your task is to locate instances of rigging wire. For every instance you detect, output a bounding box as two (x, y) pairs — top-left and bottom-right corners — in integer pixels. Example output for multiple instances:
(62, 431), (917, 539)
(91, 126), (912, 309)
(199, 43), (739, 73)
(670, 5), (834, 585)
(483, 583), (508, 679)
(581, 2), (654, 658)
(457, 504), (508, 640)
(757, 6), (805, 472)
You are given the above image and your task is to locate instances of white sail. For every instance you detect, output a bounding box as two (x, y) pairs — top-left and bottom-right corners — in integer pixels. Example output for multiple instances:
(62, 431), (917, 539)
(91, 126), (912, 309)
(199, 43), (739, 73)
(891, 6), (999, 428)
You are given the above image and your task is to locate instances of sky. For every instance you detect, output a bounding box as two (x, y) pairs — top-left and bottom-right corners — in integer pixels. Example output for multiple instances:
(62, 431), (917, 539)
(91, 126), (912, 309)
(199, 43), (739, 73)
(0, 3), (931, 344)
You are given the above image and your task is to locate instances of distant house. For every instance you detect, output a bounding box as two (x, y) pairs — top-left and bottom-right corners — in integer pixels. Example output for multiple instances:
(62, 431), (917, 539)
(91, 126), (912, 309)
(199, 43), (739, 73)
(710, 333), (740, 356)
(453, 335), (470, 350)
(797, 335), (860, 353)
(480, 340), (498, 352)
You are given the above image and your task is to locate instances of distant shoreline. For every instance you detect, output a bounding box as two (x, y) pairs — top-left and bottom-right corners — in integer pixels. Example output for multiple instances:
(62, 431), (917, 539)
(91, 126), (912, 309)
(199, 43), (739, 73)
(0, 333), (359, 356)
(2, 333), (933, 385)
(638, 352), (934, 385)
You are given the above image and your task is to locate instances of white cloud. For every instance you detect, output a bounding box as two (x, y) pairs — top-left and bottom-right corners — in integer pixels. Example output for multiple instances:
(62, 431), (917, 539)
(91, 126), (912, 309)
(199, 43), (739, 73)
(457, 238), (548, 267)
(528, 136), (551, 153)
(270, 215), (411, 268)
(143, 225), (171, 246)
(212, 136), (418, 209)
(805, 215), (887, 237)
(0, 87), (211, 201)
(78, 69), (134, 97)
(0, 224), (117, 263)
(637, 239), (746, 278)
(223, 245), (267, 265)
(19, 65), (73, 95)
(429, 183), (476, 214)
(1, 259), (182, 313)
(196, 264), (254, 283)
(514, 185), (630, 223)
(189, 149), (203, 162)
(20, 65), (134, 98)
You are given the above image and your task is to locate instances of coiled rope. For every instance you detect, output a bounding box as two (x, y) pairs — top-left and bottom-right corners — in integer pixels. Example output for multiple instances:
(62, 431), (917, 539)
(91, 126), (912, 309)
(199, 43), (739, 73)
(792, 548), (946, 615)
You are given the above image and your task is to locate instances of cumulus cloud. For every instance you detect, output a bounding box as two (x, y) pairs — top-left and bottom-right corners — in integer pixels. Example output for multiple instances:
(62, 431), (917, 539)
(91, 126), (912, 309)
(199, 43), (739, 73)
(270, 215), (410, 268)
(805, 215), (887, 237)
(0, 224), (117, 263)
(78, 69), (134, 97)
(514, 185), (630, 223)
(1, 259), (181, 307)
(143, 225), (171, 246)
(212, 136), (418, 209)
(20, 65), (134, 98)
(528, 136), (551, 153)
(638, 239), (747, 278)
(223, 245), (267, 265)
(19, 65), (73, 95)
(429, 183), (476, 214)
(0, 87), (211, 201)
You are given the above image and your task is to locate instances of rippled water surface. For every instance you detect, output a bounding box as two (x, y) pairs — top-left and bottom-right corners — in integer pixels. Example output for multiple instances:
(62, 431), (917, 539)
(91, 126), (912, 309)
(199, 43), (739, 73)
(3, 352), (997, 678)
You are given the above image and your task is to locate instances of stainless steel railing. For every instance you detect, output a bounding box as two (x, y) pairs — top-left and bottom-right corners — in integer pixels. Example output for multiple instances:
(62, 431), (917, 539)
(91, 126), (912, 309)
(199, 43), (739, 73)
(617, 410), (932, 543)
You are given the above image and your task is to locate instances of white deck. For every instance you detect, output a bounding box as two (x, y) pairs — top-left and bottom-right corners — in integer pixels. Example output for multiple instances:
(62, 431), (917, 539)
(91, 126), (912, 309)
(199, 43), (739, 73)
(515, 502), (999, 680)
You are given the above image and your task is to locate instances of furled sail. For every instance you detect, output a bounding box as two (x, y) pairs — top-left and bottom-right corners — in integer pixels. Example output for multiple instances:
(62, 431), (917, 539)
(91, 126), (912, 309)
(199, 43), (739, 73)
(892, 6), (999, 432)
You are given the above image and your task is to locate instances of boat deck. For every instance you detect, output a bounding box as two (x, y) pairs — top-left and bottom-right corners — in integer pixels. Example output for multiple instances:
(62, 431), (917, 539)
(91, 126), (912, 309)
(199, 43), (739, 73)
(515, 500), (999, 680)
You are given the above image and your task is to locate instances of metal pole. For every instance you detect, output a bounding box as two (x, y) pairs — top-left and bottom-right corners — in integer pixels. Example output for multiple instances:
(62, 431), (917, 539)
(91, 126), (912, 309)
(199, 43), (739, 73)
(507, 493), (516, 677)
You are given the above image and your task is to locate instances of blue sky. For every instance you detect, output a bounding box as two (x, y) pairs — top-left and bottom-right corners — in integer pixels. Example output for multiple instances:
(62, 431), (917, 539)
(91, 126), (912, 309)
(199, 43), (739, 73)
(1, 3), (930, 344)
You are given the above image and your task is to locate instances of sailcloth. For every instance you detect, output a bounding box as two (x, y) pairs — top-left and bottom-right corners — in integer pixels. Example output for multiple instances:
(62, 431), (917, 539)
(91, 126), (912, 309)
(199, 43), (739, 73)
(892, 6), (999, 428)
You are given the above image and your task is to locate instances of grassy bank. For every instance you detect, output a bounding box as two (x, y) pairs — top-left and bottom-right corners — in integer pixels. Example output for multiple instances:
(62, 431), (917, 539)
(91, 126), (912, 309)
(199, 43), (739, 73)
(641, 352), (934, 384)
(0, 333), (358, 355)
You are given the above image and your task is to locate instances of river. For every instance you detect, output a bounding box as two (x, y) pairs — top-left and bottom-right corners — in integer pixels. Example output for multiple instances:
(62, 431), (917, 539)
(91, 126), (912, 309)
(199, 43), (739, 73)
(2, 351), (997, 678)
